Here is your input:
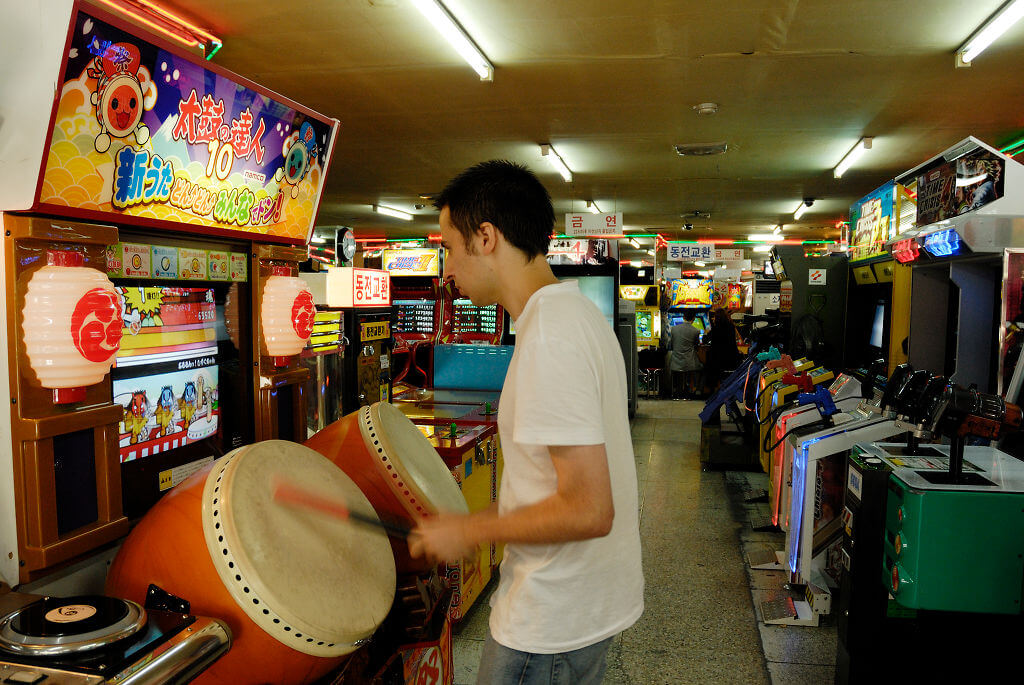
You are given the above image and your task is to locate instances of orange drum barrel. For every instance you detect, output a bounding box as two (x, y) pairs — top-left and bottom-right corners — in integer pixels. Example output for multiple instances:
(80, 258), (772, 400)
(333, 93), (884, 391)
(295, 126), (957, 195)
(304, 402), (469, 571)
(106, 440), (396, 685)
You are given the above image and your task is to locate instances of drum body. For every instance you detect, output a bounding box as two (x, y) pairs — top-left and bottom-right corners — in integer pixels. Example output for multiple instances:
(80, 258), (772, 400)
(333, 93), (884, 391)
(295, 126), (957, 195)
(304, 402), (469, 571)
(106, 441), (396, 685)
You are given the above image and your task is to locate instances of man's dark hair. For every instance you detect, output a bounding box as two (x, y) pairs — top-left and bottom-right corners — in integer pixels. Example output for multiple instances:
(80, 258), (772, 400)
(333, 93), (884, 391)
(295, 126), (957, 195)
(683, 310), (696, 322)
(434, 160), (554, 259)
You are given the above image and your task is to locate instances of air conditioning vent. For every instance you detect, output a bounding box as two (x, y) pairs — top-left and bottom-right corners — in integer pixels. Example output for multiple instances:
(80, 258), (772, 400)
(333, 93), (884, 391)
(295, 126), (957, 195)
(674, 142), (728, 156)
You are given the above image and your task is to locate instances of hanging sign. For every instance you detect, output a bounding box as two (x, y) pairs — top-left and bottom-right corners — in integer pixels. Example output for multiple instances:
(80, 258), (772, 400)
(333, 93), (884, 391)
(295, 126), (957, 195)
(326, 267), (391, 308)
(564, 212), (622, 236)
(667, 244), (713, 261)
(714, 248), (745, 260)
(34, 7), (338, 243)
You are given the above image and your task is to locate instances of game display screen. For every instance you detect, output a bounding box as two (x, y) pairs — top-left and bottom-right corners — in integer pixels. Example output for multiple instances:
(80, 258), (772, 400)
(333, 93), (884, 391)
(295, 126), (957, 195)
(112, 287), (220, 463)
(560, 276), (616, 328)
(667, 311), (711, 342)
(869, 302), (885, 349)
(452, 299), (500, 335)
(394, 298), (436, 335)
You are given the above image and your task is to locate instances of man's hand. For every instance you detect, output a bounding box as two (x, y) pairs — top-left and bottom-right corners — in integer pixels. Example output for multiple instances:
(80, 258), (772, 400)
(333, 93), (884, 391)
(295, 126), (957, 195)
(408, 513), (477, 566)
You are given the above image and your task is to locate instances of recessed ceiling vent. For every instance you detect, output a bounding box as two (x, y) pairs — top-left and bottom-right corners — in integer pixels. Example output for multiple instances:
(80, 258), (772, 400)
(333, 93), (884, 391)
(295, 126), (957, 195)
(674, 142), (728, 156)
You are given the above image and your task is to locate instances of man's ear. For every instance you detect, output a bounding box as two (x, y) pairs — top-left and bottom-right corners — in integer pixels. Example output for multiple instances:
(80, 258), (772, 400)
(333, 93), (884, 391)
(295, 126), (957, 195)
(477, 221), (499, 255)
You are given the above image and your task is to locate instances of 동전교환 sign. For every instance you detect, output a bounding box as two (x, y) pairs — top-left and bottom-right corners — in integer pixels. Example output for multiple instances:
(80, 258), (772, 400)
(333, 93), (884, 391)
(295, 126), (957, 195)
(667, 244), (713, 261)
(34, 8), (338, 243)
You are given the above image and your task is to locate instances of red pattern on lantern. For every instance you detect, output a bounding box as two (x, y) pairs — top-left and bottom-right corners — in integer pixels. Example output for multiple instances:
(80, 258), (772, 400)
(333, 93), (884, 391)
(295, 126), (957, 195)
(292, 290), (316, 339)
(71, 288), (124, 363)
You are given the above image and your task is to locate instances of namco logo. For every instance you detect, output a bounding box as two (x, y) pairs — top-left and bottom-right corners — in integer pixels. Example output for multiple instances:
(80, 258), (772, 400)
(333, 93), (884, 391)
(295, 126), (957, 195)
(71, 288), (123, 363)
(291, 290), (316, 339)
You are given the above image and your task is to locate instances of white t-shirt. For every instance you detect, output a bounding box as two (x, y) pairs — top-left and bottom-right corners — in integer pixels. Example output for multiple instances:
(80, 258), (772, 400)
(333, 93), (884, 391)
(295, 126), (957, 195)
(489, 280), (644, 654)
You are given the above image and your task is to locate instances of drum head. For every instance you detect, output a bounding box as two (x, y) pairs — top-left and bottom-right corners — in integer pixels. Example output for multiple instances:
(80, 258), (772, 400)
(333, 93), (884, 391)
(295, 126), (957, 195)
(360, 402), (470, 518)
(202, 441), (396, 657)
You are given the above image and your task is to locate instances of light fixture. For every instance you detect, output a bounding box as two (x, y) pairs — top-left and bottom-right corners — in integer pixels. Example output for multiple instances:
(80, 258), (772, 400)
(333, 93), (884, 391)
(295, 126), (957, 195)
(373, 204), (413, 221)
(752, 245), (773, 253)
(694, 261), (706, 267)
(748, 234), (785, 242)
(93, 0), (222, 57)
(628, 238), (640, 248)
(630, 261), (641, 268)
(587, 200), (600, 214)
(647, 249), (655, 256)
(262, 266), (317, 367)
(411, 0), (494, 81)
(310, 235), (327, 245)
(773, 225), (783, 235)
(956, 0), (1024, 66)
(794, 199), (813, 220)
(834, 137), (873, 178)
(540, 144), (573, 182)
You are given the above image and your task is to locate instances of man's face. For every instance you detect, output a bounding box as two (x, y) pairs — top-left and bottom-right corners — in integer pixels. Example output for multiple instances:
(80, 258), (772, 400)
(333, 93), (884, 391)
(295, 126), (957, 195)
(440, 207), (494, 306)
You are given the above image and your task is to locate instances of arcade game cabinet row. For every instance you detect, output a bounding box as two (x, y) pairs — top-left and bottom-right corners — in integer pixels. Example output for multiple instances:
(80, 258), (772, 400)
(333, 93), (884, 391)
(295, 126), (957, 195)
(0, 3), (458, 684)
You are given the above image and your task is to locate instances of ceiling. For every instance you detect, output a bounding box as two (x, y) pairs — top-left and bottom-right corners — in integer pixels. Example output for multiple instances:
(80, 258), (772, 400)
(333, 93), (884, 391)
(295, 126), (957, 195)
(133, 0), (1024, 262)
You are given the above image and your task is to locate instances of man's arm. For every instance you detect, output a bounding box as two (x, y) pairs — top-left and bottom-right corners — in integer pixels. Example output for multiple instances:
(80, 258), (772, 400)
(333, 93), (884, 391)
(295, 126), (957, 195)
(408, 443), (614, 565)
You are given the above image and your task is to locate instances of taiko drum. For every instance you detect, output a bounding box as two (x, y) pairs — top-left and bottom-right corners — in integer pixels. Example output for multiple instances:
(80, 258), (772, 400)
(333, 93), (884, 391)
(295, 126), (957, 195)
(304, 402), (469, 571)
(106, 440), (396, 685)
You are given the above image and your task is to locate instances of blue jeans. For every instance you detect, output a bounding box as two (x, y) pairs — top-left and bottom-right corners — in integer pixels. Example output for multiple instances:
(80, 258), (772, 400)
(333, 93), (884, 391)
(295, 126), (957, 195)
(476, 633), (613, 684)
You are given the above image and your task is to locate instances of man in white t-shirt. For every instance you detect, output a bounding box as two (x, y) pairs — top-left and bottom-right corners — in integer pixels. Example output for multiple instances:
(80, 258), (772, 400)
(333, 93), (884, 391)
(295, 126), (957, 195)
(409, 160), (643, 684)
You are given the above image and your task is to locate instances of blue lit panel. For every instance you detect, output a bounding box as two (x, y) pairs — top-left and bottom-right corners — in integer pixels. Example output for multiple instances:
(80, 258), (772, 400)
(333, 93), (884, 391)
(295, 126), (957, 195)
(787, 445), (807, 574)
(922, 229), (962, 257)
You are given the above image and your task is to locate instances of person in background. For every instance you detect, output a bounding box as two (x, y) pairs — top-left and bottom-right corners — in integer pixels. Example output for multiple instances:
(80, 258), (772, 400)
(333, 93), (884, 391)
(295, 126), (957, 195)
(409, 160), (643, 684)
(706, 308), (741, 391)
(669, 310), (703, 399)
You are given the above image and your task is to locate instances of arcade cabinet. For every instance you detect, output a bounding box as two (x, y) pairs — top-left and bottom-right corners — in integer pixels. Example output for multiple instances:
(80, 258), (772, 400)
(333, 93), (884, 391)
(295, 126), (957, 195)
(386, 247), (443, 390)
(0, 1), (341, 679)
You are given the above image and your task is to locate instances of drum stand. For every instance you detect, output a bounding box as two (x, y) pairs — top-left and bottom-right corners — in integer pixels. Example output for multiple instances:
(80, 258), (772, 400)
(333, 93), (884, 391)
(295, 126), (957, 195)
(322, 569), (454, 685)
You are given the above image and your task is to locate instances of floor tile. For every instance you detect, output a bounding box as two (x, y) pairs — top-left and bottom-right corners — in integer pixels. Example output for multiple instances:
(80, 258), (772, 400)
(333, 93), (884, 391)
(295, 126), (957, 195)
(767, 661), (836, 684)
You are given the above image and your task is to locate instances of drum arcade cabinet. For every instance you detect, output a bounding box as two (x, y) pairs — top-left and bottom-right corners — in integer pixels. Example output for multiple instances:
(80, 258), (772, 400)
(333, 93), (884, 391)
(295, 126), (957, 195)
(0, 1), (339, 681)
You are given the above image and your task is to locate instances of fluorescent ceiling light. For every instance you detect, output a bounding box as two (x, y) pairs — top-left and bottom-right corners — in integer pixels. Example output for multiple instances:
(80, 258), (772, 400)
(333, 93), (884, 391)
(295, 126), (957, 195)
(310, 235), (327, 244)
(628, 238), (640, 248)
(794, 199), (813, 220)
(752, 245), (773, 253)
(834, 137), (873, 178)
(694, 261), (706, 267)
(630, 261), (642, 267)
(374, 204), (413, 221)
(540, 144), (573, 182)
(647, 249), (656, 256)
(587, 200), (600, 214)
(748, 234), (785, 242)
(773, 225), (782, 235)
(411, 0), (494, 80)
(957, 0), (1024, 65)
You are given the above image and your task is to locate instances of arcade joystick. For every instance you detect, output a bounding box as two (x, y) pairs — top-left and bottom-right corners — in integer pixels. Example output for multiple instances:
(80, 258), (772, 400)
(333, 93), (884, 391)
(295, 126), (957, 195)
(795, 385), (839, 424)
(764, 354), (796, 372)
(781, 372), (814, 394)
(756, 347), (782, 363)
(920, 383), (1023, 483)
(879, 363), (914, 414)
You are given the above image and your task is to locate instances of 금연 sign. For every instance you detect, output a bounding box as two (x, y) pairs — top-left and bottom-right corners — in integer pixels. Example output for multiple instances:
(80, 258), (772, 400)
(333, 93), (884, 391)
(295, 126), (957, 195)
(667, 244), (713, 261)
(564, 212), (623, 236)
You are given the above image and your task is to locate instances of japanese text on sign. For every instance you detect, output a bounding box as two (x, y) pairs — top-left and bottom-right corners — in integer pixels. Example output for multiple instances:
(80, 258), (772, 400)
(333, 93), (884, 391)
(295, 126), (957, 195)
(564, 212), (623, 236)
(667, 244), (713, 261)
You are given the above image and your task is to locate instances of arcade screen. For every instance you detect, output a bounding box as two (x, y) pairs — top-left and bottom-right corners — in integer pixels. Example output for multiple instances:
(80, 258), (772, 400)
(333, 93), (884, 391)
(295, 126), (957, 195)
(560, 276), (616, 328)
(394, 298), (436, 334)
(667, 311), (711, 342)
(112, 287), (219, 463)
(869, 301), (885, 350)
(452, 299), (499, 335)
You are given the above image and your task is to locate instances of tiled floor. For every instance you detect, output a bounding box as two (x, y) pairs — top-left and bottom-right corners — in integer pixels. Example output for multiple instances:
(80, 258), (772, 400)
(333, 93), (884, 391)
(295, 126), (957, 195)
(451, 398), (840, 684)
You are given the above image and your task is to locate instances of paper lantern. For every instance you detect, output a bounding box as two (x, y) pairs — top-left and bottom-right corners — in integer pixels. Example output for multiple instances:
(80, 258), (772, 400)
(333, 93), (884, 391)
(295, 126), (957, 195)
(261, 266), (317, 367)
(22, 250), (124, 404)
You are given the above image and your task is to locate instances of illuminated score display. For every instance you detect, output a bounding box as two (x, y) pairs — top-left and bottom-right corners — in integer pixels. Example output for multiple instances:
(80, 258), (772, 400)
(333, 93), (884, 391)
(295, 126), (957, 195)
(326, 267), (391, 308)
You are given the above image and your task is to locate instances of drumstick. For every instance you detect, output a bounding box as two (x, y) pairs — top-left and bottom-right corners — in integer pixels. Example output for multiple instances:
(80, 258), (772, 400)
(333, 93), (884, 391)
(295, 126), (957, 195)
(272, 480), (411, 539)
